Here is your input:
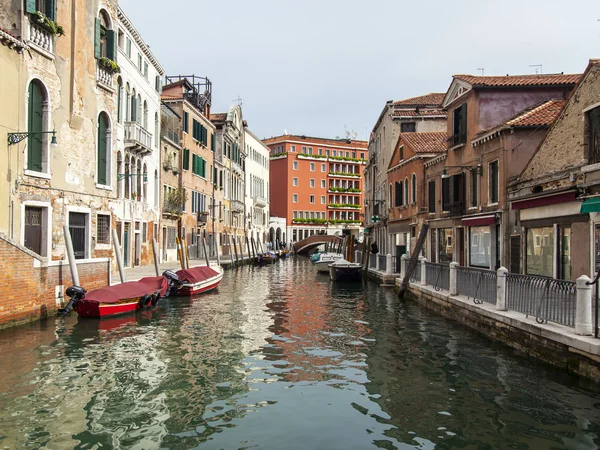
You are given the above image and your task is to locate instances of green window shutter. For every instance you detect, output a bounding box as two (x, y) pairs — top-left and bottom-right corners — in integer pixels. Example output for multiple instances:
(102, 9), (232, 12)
(45, 0), (56, 20)
(94, 18), (101, 59)
(183, 111), (188, 133)
(27, 82), (43, 172)
(192, 154), (197, 175)
(183, 148), (190, 170)
(201, 158), (205, 177)
(202, 126), (207, 145)
(107, 29), (116, 61)
(97, 114), (107, 185)
(25, 0), (36, 14)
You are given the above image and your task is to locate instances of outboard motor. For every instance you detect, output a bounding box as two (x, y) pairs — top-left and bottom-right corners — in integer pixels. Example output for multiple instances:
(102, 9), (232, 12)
(58, 286), (87, 316)
(162, 270), (180, 297)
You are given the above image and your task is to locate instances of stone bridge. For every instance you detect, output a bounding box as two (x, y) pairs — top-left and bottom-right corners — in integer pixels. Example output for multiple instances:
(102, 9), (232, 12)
(293, 234), (344, 254)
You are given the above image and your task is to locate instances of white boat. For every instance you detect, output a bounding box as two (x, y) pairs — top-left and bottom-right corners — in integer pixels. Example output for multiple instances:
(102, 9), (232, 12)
(329, 260), (362, 282)
(314, 253), (345, 273)
(176, 264), (224, 295)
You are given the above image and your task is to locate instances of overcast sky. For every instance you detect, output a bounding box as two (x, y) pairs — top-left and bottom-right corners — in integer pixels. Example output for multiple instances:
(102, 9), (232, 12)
(120, 0), (599, 141)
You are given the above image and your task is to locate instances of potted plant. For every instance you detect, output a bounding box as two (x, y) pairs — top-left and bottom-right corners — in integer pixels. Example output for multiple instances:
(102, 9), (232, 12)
(34, 11), (65, 37)
(98, 57), (121, 74)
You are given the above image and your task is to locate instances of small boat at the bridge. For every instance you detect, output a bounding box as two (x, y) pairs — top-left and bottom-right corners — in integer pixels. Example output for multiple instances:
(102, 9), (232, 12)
(258, 251), (277, 265)
(329, 260), (362, 282)
(175, 264), (223, 296)
(59, 272), (180, 318)
(314, 253), (345, 273)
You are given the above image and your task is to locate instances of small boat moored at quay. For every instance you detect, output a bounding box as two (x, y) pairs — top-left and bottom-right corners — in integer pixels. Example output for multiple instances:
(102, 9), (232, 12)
(328, 260), (362, 282)
(258, 251), (278, 265)
(175, 264), (224, 296)
(314, 253), (345, 273)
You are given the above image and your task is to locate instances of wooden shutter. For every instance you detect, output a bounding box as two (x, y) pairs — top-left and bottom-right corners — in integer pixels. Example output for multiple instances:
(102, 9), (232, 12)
(211, 133), (215, 152)
(460, 103), (468, 143)
(97, 114), (108, 185)
(25, 0), (36, 14)
(107, 29), (116, 61)
(45, 0), (56, 20)
(428, 181), (436, 212)
(94, 18), (101, 59)
(183, 148), (190, 170)
(28, 82), (43, 172)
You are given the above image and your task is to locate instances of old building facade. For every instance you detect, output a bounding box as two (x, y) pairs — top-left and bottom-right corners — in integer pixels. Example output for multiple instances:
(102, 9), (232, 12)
(244, 128), (270, 246)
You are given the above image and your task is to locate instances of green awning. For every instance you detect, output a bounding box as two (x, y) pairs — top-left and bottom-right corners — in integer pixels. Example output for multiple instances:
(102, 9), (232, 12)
(580, 197), (600, 214)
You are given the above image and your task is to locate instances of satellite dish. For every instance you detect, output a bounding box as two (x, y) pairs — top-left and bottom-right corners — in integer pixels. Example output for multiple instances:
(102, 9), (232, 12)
(344, 130), (351, 139)
(351, 131), (358, 140)
(284, 129), (288, 135)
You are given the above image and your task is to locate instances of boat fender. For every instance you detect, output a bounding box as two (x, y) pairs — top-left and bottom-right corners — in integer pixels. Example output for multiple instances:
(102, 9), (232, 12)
(138, 294), (152, 309)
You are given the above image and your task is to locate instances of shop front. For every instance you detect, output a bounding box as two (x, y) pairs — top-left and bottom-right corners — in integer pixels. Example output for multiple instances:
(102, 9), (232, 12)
(462, 214), (499, 270)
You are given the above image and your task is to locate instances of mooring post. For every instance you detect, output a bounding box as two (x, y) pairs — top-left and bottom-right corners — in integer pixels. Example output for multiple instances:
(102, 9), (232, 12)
(449, 261), (459, 296)
(576, 275), (593, 336)
(111, 228), (125, 284)
(64, 225), (81, 287)
(401, 254), (408, 278)
(420, 257), (427, 286)
(496, 267), (508, 311)
(386, 253), (392, 275)
(152, 238), (160, 276)
(201, 235), (210, 267)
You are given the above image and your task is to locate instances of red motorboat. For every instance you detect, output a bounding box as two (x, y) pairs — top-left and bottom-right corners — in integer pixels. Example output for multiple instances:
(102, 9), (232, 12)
(59, 271), (180, 318)
(176, 265), (223, 296)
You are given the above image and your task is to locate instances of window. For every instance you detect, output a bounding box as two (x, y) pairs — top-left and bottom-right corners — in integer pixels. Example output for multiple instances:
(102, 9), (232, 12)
(310, 162), (315, 171)
(310, 178), (315, 188)
(321, 163), (326, 172)
(326, 150), (330, 156)
(404, 178), (409, 205)
(399, 146), (404, 160)
(117, 77), (122, 122)
(401, 122), (416, 133)
(411, 174), (417, 204)
(321, 196), (325, 204)
(428, 181), (436, 212)
(24, 205), (48, 257)
(94, 11), (115, 61)
(293, 161), (298, 170)
(442, 177), (449, 211)
(69, 212), (88, 260)
(360, 152), (365, 159)
(137, 53), (143, 71)
(452, 103), (467, 145)
(155, 75), (161, 92)
(302, 146), (306, 153)
(293, 177), (298, 186)
(27, 80), (47, 173)
(321, 179), (326, 188)
(290, 145), (296, 152)
(27, 0), (56, 20)
(470, 226), (491, 268)
(192, 119), (208, 145)
(395, 181), (403, 207)
(308, 147), (313, 155)
(192, 154), (206, 177)
(97, 112), (110, 185)
(470, 168), (479, 207)
(588, 106), (600, 164)
(526, 227), (554, 277)
(126, 37), (131, 58)
(183, 112), (189, 133)
(489, 161), (499, 204)
(183, 148), (190, 170)
(97, 214), (110, 245)
(293, 194), (298, 203)
(352, 152), (356, 158)
(310, 195), (315, 204)
(144, 62), (149, 79)
(310, 212), (315, 219)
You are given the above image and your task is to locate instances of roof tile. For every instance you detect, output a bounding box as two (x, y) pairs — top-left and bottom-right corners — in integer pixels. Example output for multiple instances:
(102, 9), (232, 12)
(391, 109), (447, 118)
(454, 73), (581, 88)
(401, 132), (447, 154)
(393, 93), (445, 106)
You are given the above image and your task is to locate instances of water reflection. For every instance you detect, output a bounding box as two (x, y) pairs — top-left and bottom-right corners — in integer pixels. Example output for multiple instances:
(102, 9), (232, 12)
(0, 258), (598, 449)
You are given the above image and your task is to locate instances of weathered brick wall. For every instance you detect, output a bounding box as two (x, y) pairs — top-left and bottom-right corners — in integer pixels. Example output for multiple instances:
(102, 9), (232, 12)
(522, 65), (600, 181)
(0, 235), (109, 329)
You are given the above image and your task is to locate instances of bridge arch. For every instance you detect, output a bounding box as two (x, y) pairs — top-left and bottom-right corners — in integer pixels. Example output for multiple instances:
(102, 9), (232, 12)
(293, 235), (344, 254)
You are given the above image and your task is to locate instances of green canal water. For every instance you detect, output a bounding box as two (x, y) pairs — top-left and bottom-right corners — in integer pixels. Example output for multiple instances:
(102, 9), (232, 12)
(1, 258), (600, 449)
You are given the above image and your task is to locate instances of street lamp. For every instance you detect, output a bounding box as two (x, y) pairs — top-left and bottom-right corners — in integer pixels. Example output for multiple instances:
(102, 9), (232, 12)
(8, 130), (58, 147)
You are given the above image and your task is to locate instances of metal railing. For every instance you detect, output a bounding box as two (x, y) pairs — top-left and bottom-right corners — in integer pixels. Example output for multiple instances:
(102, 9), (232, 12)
(410, 260), (422, 283)
(378, 254), (387, 272)
(370, 253), (377, 269)
(506, 273), (576, 327)
(457, 266), (497, 305)
(425, 262), (450, 291)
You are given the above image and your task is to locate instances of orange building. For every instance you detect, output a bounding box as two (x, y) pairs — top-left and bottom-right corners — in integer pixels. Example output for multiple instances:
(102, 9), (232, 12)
(263, 135), (368, 244)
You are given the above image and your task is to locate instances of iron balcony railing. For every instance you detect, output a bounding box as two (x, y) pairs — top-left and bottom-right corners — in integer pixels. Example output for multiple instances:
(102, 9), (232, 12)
(506, 273), (576, 327)
(457, 266), (497, 305)
(425, 262), (450, 292)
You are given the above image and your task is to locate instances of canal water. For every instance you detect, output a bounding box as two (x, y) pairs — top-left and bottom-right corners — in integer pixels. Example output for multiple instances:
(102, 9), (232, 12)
(1, 258), (600, 449)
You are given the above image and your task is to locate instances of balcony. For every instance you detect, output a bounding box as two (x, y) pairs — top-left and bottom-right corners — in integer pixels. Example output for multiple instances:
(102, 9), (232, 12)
(96, 62), (115, 91)
(124, 121), (153, 155)
(232, 160), (243, 176)
(28, 20), (53, 54)
(253, 195), (267, 208)
(231, 199), (245, 213)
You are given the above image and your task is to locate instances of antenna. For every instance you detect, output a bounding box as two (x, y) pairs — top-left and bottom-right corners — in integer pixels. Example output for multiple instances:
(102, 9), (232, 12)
(477, 68), (484, 76)
(232, 95), (243, 107)
(284, 129), (288, 135)
(529, 64), (543, 74)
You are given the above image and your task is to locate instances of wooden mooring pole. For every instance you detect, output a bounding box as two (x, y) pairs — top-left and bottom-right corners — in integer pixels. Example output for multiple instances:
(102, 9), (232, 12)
(398, 224), (429, 299)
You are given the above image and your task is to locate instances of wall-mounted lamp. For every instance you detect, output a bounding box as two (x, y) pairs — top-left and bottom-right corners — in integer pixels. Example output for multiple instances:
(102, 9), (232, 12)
(441, 164), (483, 179)
(117, 173), (148, 183)
(8, 130), (58, 147)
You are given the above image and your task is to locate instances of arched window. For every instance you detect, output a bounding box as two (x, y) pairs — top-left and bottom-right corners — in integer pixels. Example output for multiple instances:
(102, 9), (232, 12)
(125, 83), (130, 120)
(389, 183), (393, 208)
(27, 79), (48, 173)
(154, 170), (159, 208)
(137, 94), (142, 124)
(412, 174), (417, 204)
(97, 112), (110, 185)
(130, 88), (136, 122)
(154, 112), (159, 148)
(125, 155), (131, 198)
(404, 178), (409, 206)
(143, 100), (148, 129)
(142, 163), (148, 202)
(117, 151), (123, 198)
(136, 159), (142, 200)
(95, 10), (115, 61)
(117, 77), (123, 123)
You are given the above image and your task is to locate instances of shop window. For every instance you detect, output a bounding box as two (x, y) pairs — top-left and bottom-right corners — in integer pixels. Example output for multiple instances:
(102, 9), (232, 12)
(470, 226), (491, 268)
(526, 227), (554, 277)
(438, 228), (454, 264)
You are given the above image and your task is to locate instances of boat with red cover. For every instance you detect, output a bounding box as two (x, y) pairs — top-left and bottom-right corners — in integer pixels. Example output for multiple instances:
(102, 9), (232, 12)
(59, 271), (180, 318)
(175, 265), (223, 296)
